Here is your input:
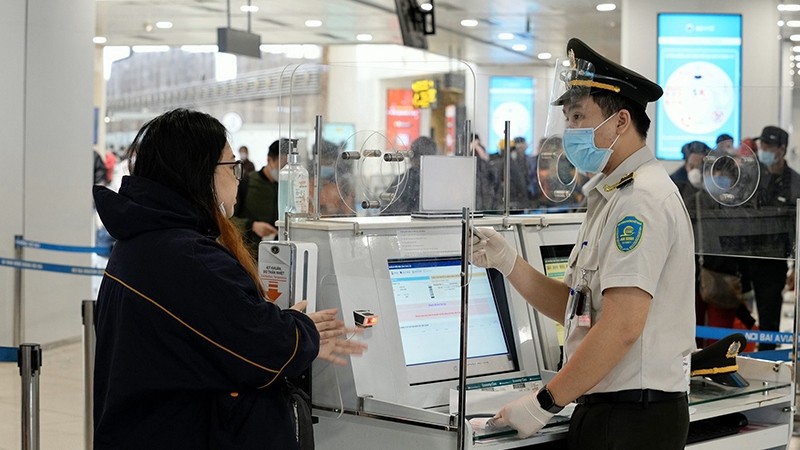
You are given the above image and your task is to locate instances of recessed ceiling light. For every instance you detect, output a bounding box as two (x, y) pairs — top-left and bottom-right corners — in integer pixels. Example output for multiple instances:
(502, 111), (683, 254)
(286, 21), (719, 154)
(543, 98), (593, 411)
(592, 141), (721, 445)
(512, 44), (527, 51)
(778, 4), (800, 11)
(93, 36), (107, 44)
(181, 45), (219, 53)
(537, 52), (552, 60)
(788, 20), (800, 27)
(562, 60), (571, 67)
(419, 2), (433, 11)
(260, 44), (284, 54)
(155, 21), (173, 29)
(791, 34), (800, 41)
(497, 32), (515, 40)
(596, 3), (616, 12)
(793, 46), (800, 52)
(356, 34), (373, 42)
(305, 19), (323, 28)
(132, 45), (170, 53)
(240, 5), (259, 12)
(779, 20), (786, 27)
(460, 19), (478, 27)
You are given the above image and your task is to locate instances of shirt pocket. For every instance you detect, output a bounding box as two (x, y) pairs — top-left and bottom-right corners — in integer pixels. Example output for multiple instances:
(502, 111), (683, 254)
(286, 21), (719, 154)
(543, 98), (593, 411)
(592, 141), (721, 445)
(575, 243), (599, 273)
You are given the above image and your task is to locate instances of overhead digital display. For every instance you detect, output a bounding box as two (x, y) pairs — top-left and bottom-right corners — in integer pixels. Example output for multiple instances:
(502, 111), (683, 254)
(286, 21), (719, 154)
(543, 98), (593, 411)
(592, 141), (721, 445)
(488, 77), (534, 154)
(656, 13), (742, 160)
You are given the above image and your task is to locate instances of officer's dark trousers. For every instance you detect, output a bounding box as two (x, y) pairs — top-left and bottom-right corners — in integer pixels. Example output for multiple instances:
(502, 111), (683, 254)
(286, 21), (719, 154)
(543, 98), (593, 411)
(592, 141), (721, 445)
(567, 396), (688, 449)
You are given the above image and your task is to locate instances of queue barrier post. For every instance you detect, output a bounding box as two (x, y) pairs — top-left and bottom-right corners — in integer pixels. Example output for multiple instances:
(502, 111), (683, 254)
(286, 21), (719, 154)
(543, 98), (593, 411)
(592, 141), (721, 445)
(82, 300), (95, 450)
(18, 343), (42, 450)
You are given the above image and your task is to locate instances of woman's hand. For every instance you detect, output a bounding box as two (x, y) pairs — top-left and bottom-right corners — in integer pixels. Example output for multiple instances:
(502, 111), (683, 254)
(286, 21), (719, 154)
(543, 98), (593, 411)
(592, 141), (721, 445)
(308, 308), (346, 341)
(307, 308), (367, 365)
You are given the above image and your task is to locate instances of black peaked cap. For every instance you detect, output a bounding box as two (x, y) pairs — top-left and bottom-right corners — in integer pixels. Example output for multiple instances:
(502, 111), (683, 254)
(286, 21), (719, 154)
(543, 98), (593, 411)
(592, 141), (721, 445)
(691, 333), (749, 388)
(555, 38), (663, 109)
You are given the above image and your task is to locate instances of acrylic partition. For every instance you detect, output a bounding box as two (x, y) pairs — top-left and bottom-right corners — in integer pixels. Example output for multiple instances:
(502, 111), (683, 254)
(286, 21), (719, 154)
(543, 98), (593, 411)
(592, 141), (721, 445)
(683, 86), (798, 362)
(277, 59), (478, 220)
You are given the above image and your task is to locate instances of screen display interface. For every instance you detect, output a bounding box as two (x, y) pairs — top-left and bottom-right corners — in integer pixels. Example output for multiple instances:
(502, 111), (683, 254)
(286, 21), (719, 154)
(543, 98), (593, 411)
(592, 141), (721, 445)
(389, 258), (509, 367)
(656, 13), (742, 160)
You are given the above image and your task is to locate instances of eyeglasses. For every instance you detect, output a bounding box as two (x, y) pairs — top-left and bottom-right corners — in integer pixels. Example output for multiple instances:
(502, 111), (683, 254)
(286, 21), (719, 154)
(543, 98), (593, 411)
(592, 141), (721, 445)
(217, 160), (243, 181)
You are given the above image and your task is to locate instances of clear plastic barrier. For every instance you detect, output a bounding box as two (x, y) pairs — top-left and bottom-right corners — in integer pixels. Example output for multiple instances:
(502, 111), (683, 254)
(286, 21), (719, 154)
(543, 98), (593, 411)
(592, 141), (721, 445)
(278, 58), (477, 218)
(672, 84), (798, 356)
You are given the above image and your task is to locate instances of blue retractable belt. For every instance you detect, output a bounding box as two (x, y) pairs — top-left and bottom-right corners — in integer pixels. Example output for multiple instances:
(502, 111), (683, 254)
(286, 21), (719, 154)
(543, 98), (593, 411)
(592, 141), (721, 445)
(0, 347), (18, 363)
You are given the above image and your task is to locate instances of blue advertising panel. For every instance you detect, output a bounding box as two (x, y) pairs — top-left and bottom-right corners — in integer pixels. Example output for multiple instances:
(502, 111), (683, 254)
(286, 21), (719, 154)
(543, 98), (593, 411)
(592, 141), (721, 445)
(322, 122), (356, 150)
(488, 77), (534, 154)
(656, 13), (742, 160)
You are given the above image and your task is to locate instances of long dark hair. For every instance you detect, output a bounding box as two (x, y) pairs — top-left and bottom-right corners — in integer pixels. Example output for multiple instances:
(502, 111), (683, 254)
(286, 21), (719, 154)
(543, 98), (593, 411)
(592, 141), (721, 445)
(126, 109), (264, 297)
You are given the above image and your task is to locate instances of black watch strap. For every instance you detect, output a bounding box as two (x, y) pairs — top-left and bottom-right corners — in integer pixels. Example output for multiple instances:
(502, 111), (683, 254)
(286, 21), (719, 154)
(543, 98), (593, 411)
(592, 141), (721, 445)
(537, 386), (564, 414)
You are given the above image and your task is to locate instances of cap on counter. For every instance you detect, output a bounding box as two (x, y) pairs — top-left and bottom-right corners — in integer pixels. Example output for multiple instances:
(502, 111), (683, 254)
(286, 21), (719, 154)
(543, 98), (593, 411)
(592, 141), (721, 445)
(691, 333), (749, 388)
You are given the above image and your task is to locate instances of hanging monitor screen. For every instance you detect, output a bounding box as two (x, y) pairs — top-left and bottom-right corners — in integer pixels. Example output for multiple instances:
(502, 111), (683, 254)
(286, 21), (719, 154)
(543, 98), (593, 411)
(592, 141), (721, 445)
(387, 257), (518, 385)
(656, 13), (742, 160)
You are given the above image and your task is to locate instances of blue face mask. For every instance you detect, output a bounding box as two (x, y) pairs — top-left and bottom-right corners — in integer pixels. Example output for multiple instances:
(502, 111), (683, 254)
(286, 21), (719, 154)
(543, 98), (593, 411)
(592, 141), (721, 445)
(562, 112), (620, 174)
(320, 166), (335, 180)
(711, 175), (732, 190)
(758, 149), (777, 167)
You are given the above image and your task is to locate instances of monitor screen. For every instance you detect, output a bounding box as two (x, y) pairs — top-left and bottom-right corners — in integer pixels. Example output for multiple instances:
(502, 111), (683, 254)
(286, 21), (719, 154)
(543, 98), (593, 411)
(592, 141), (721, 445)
(387, 257), (518, 385)
(540, 244), (574, 282)
(394, 0), (429, 50)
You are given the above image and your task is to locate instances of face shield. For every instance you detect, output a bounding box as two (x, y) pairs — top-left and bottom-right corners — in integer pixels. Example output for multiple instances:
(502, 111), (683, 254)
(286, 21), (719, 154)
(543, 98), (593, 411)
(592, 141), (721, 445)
(537, 56), (596, 202)
(702, 140), (760, 207)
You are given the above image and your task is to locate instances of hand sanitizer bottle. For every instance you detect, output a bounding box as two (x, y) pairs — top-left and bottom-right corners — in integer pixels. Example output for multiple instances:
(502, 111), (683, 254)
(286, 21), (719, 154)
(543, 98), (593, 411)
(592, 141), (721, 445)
(278, 150), (309, 219)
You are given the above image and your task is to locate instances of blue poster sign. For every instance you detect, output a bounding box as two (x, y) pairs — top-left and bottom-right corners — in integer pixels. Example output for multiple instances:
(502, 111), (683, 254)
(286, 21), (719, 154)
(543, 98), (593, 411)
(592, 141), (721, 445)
(488, 77), (534, 155)
(656, 13), (742, 160)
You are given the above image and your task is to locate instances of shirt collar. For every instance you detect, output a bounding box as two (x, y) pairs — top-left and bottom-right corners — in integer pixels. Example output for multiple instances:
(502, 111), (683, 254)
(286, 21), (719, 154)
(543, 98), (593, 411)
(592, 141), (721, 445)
(594, 146), (654, 200)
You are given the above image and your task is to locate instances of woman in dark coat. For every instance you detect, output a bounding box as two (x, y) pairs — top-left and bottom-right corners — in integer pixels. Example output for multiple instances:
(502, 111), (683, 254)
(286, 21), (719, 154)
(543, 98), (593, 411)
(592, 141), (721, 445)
(92, 109), (364, 449)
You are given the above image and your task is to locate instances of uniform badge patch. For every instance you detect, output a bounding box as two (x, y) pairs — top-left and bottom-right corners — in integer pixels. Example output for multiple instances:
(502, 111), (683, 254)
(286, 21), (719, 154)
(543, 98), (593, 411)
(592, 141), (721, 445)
(615, 216), (644, 252)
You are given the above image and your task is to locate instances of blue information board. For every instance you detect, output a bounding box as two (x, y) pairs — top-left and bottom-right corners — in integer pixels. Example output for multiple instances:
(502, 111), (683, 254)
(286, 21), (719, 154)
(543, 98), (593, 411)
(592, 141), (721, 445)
(656, 13), (742, 160)
(488, 77), (534, 155)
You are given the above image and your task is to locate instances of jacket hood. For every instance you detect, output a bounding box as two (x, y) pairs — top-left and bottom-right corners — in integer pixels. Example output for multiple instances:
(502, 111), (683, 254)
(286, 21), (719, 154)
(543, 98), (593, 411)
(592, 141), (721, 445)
(94, 175), (218, 241)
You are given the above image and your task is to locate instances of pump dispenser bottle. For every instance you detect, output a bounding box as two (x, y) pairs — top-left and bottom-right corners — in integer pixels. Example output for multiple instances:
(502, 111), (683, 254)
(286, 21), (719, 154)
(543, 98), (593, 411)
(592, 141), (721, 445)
(278, 141), (309, 218)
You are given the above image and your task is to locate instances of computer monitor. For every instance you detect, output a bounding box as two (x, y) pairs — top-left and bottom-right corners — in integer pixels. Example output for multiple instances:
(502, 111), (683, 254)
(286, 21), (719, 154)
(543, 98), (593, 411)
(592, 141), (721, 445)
(540, 244), (574, 282)
(387, 257), (518, 385)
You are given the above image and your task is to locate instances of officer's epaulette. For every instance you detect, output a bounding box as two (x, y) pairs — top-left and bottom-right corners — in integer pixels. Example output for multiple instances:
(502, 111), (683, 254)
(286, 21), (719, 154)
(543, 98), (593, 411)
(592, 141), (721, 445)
(603, 172), (635, 192)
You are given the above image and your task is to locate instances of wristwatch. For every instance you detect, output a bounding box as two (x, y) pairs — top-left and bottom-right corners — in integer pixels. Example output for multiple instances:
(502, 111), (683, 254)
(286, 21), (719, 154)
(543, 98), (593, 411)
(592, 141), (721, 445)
(536, 386), (564, 414)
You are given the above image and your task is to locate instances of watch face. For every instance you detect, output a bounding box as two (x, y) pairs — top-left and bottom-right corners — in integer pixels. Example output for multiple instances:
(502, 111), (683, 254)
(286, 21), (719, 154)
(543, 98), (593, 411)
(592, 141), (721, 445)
(538, 387), (554, 409)
(537, 387), (562, 413)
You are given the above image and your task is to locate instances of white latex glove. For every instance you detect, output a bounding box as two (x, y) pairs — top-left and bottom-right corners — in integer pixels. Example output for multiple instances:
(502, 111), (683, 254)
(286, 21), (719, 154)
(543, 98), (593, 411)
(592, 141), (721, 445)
(470, 227), (517, 276)
(488, 389), (553, 439)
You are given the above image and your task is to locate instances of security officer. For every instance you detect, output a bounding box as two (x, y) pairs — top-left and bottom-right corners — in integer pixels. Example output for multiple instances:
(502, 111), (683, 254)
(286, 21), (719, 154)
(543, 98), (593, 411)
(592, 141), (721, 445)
(473, 38), (695, 449)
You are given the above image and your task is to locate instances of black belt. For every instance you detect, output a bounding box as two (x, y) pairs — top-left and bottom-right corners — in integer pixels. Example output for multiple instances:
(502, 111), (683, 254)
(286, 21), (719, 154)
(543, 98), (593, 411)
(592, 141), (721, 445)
(576, 389), (686, 405)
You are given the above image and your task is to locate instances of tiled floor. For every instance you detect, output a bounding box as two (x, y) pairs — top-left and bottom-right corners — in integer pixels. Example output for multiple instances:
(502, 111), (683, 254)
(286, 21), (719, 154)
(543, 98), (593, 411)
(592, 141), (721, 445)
(2, 341), (800, 449)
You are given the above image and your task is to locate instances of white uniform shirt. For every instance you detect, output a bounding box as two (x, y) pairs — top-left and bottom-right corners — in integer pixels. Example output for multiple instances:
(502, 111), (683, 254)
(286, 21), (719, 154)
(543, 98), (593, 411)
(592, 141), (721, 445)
(562, 146), (696, 394)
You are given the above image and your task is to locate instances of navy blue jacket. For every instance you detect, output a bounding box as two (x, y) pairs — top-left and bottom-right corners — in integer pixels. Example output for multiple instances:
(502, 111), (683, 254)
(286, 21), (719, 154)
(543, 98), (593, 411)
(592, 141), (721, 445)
(93, 176), (319, 449)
